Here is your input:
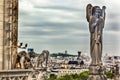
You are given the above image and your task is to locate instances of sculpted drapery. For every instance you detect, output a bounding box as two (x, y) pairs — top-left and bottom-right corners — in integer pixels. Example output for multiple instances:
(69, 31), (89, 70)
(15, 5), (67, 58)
(86, 4), (106, 65)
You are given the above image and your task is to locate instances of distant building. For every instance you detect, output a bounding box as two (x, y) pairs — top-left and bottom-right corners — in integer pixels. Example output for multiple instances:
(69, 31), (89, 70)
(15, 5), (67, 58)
(103, 55), (120, 73)
(68, 61), (79, 65)
(53, 69), (88, 77)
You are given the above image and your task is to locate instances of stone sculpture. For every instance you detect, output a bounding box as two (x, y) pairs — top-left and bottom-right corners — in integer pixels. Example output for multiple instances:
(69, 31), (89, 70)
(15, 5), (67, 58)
(86, 4), (107, 80)
(35, 50), (49, 68)
(14, 51), (35, 69)
(14, 51), (30, 69)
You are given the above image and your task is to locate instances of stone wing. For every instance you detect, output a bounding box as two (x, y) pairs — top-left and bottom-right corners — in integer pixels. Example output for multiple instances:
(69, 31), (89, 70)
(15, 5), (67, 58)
(86, 4), (93, 22)
(102, 6), (106, 21)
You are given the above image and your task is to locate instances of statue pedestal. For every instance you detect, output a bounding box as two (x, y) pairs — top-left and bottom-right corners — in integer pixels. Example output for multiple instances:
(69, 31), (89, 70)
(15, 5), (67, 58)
(88, 65), (107, 80)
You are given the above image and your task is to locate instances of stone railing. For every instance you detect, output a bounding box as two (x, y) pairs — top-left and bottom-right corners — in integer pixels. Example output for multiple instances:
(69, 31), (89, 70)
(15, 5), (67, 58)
(0, 69), (33, 80)
(0, 68), (46, 80)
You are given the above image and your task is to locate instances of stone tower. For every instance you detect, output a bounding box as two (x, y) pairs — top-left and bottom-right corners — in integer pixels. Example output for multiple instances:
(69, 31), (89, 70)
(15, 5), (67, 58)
(0, 0), (18, 70)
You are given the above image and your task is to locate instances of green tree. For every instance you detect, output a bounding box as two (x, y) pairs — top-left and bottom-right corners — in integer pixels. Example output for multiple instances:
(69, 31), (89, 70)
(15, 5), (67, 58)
(105, 71), (115, 79)
(47, 74), (57, 80)
(71, 73), (79, 79)
(58, 74), (73, 80)
(47, 71), (89, 80)
(79, 71), (89, 80)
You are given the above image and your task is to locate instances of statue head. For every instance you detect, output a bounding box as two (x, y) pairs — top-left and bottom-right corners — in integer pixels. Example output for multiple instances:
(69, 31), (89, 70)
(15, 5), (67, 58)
(92, 6), (102, 18)
(42, 50), (49, 54)
(18, 51), (26, 56)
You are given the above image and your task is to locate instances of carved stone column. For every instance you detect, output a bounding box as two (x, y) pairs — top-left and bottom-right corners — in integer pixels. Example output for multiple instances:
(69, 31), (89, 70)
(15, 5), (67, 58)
(11, 0), (18, 69)
(0, 0), (18, 70)
(0, 0), (4, 70)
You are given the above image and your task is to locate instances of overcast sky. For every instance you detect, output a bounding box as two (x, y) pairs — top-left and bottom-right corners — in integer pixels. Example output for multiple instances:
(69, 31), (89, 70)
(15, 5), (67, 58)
(18, 0), (120, 56)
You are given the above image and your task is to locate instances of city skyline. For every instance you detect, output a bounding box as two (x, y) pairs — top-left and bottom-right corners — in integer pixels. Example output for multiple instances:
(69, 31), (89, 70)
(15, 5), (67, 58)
(18, 0), (120, 56)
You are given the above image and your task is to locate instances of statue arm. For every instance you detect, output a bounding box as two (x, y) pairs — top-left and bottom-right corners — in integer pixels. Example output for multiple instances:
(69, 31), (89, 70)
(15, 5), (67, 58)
(89, 17), (98, 33)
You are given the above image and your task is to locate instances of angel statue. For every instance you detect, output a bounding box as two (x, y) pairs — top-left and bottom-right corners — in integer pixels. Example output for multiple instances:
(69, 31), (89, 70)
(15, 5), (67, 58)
(86, 4), (106, 65)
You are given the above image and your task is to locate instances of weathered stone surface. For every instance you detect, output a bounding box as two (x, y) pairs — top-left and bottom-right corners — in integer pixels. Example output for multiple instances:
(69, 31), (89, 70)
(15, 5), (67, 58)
(0, 0), (4, 6)
(0, 22), (3, 30)
(0, 69), (33, 80)
(0, 38), (3, 46)
(0, 0), (18, 70)
(86, 4), (106, 80)
(0, 5), (3, 14)
(0, 0), (3, 70)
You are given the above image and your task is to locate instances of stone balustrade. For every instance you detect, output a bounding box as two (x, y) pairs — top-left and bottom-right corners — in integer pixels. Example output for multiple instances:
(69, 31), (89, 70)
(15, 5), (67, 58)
(0, 68), (46, 80)
(0, 69), (33, 80)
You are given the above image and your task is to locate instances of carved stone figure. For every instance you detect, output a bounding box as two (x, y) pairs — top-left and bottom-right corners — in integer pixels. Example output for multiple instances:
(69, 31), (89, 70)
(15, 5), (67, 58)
(14, 51), (35, 69)
(14, 51), (28, 69)
(24, 51), (36, 69)
(35, 50), (49, 68)
(86, 4), (106, 65)
(86, 4), (107, 80)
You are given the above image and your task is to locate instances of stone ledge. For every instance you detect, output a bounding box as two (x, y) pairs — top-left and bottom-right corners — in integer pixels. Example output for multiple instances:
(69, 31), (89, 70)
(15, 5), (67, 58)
(0, 69), (33, 73)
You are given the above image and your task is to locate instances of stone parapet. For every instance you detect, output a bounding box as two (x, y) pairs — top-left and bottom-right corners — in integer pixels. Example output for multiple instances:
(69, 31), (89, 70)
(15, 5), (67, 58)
(0, 69), (33, 80)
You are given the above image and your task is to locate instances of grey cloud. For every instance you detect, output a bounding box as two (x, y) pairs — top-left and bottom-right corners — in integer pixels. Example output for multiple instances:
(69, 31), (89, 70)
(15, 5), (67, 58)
(19, 9), (84, 27)
(44, 37), (89, 45)
(103, 33), (119, 50)
(105, 23), (120, 31)
(73, 32), (89, 37)
(19, 10), (30, 16)
(21, 20), (87, 30)
(18, 0), (120, 55)
(19, 27), (89, 39)
(34, 5), (83, 12)
(104, 12), (120, 31)
(108, 13), (120, 19)
(19, 34), (89, 45)
(19, 29), (70, 36)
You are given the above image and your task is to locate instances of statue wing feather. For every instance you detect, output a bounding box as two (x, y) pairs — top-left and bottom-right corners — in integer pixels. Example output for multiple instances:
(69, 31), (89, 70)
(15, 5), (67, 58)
(102, 6), (106, 21)
(86, 4), (93, 22)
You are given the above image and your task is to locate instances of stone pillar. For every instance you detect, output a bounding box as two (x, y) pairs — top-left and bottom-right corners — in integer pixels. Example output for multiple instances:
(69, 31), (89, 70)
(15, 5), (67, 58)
(0, 0), (4, 70)
(11, 0), (18, 69)
(3, 0), (13, 70)
(0, 0), (18, 70)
